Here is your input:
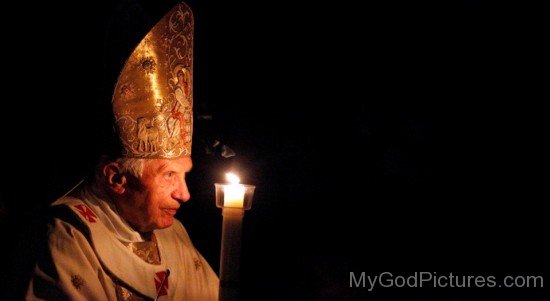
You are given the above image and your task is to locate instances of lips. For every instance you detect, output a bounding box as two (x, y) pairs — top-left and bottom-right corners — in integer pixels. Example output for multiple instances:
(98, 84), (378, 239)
(163, 208), (178, 215)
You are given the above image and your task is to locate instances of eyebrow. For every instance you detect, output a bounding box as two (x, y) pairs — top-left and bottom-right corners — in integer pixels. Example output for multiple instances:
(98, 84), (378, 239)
(157, 163), (168, 173)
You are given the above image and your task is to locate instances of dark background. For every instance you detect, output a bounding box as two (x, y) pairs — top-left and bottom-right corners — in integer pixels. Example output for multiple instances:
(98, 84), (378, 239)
(2, 0), (549, 300)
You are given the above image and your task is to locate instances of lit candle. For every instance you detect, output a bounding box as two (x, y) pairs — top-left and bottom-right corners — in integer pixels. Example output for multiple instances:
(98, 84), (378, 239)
(224, 173), (245, 208)
(215, 172), (255, 301)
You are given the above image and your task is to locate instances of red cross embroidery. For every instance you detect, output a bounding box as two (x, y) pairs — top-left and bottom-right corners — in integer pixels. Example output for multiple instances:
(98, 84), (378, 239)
(154, 271), (169, 297)
(74, 204), (97, 223)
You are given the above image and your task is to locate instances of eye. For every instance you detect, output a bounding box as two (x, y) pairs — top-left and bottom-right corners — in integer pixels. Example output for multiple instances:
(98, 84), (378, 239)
(165, 171), (176, 179)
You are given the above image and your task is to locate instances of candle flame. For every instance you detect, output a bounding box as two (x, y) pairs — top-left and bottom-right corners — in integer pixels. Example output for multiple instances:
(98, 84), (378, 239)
(225, 173), (240, 184)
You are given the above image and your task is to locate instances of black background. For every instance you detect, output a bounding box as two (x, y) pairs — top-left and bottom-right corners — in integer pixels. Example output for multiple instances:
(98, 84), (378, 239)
(2, 0), (550, 300)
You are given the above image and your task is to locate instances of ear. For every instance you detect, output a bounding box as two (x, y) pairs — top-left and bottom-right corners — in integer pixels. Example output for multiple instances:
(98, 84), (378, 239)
(103, 162), (127, 194)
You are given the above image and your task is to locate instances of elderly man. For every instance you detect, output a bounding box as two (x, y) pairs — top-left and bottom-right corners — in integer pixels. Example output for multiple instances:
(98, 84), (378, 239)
(26, 2), (219, 300)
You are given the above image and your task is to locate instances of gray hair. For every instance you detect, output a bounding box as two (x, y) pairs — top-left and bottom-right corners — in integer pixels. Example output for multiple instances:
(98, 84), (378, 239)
(115, 157), (145, 178)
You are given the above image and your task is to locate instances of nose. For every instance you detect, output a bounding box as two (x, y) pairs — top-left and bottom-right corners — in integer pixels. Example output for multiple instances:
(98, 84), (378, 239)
(172, 176), (191, 202)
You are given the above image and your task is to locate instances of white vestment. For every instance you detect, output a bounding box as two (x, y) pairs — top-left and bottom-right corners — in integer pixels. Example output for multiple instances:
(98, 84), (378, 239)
(26, 186), (219, 300)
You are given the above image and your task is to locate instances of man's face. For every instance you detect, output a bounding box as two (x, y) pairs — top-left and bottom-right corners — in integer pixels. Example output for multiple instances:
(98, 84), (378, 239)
(122, 157), (192, 232)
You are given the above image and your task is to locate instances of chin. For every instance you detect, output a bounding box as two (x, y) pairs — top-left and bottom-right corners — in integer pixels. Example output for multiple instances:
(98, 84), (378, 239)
(156, 217), (175, 229)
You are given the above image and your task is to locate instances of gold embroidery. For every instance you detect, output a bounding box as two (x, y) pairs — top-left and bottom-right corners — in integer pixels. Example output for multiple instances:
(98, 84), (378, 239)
(112, 2), (194, 159)
(123, 241), (162, 265)
(116, 285), (147, 301)
(115, 237), (162, 300)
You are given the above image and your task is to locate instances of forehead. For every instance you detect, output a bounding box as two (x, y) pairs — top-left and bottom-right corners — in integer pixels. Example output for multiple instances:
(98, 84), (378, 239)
(144, 157), (193, 173)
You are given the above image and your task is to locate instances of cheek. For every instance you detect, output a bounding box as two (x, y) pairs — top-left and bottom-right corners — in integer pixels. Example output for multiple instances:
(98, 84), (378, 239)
(135, 194), (154, 215)
(147, 187), (172, 209)
(156, 177), (172, 191)
(157, 179), (178, 197)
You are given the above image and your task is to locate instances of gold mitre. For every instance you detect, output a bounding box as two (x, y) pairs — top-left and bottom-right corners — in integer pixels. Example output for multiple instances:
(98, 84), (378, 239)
(112, 2), (194, 158)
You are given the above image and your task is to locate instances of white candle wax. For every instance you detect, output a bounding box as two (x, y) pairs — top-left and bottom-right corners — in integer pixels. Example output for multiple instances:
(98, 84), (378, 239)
(224, 184), (245, 208)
